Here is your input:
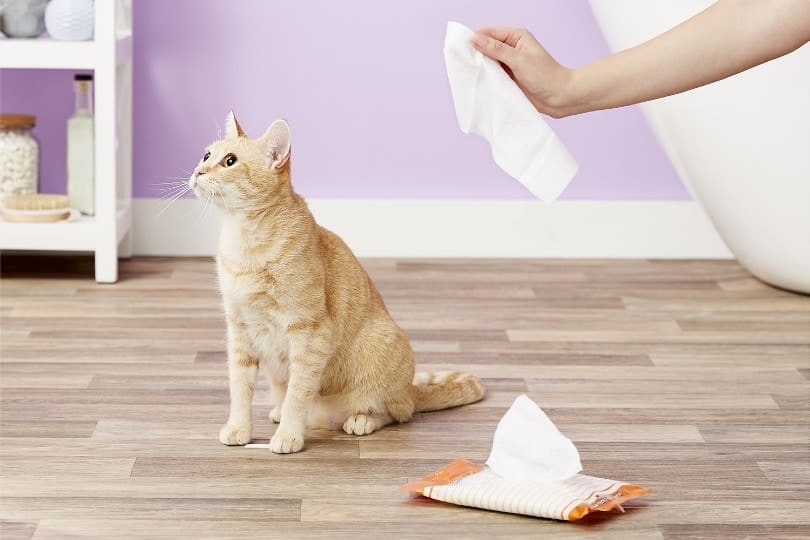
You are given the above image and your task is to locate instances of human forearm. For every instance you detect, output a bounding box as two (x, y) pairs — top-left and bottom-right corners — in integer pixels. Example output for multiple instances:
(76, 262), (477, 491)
(559, 0), (810, 116)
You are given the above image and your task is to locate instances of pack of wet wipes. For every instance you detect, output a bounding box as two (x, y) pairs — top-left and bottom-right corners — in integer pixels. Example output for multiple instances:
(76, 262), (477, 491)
(401, 395), (650, 521)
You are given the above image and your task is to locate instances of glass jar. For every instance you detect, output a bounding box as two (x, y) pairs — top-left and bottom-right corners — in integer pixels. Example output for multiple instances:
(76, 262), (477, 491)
(0, 114), (39, 202)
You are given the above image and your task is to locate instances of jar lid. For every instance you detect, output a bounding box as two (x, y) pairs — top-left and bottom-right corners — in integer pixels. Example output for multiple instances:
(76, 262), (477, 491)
(0, 114), (36, 129)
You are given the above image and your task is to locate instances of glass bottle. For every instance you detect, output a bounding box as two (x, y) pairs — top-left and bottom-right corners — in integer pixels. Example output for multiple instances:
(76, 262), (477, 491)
(67, 73), (95, 215)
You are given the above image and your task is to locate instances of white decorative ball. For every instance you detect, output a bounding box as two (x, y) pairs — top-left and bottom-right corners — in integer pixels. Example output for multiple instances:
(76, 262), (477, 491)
(45, 0), (94, 41)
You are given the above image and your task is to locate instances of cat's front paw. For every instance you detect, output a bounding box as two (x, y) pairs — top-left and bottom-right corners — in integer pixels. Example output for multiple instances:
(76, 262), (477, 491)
(218, 423), (252, 446)
(269, 406), (281, 424)
(269, 428), (304, 454)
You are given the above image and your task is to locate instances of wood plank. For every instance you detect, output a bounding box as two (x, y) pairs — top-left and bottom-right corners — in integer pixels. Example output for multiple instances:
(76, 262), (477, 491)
(0, 374), (93, 389)
(1, 457), (134, 478)
(757, 461), (810, 484)
(29, 519), (665, 540)
(414, 351), (653, 366)
(423, 407), (810, 427)
(0, 475), (396, 501)
(2, 497), (300, 522)
(660, 524), (810, 540)
(0, 421), (97, 438)
(699, 425), (809, 444)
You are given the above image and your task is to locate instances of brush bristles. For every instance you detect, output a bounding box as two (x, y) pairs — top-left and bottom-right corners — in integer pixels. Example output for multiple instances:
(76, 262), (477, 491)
(2, 194), (69, 211)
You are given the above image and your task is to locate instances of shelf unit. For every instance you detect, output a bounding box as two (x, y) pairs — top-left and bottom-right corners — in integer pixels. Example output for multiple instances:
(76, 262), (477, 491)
(0, 1), (133, 283)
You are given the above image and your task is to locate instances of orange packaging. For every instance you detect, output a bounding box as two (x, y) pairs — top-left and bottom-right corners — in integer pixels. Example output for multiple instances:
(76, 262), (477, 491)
(401, 458), (650, 522)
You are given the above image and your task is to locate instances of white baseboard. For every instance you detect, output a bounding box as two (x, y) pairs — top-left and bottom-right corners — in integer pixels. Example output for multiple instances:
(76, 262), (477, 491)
(133, 198), (732, 259)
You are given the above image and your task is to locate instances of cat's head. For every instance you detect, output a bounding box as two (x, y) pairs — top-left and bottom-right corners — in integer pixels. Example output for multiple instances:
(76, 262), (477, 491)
(189, 111), (292, 214)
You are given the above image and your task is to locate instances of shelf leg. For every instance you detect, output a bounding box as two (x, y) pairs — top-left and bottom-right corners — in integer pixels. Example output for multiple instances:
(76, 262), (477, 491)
(93, 0), (120, 283)
(95, 246), (118, 283)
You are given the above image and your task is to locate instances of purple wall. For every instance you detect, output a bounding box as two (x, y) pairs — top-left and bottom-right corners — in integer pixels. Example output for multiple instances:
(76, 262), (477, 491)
(0, 0), (688, 200)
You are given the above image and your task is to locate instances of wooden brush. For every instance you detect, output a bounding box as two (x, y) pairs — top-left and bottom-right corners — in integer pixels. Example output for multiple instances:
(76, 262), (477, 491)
(2, 194), (71, 223)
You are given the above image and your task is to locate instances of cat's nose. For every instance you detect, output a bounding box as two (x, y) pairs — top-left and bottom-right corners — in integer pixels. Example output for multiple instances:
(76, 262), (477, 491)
(189, 169), (206, 188)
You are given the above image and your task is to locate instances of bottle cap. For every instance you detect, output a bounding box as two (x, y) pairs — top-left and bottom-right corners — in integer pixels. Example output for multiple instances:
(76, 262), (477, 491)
(0, 114), (36, 129)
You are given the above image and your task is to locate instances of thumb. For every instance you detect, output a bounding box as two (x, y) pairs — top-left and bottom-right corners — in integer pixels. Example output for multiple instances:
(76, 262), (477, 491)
(471, 32), (516, 66)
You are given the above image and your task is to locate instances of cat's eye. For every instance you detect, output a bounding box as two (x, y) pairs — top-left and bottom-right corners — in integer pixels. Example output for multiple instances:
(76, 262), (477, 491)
(223, 154), (238, 167)
(203, 151), (211, 162)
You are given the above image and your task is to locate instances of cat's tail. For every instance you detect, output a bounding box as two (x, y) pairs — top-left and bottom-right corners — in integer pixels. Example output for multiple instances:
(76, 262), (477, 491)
(412, 371), (485, 412)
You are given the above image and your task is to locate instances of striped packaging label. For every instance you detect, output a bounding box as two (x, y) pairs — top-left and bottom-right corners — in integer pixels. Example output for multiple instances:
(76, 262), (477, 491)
(401, 459), (650, 521)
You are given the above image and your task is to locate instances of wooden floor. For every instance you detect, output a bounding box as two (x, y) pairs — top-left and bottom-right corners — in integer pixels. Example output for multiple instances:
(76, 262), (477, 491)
(1, 256), (809, 539)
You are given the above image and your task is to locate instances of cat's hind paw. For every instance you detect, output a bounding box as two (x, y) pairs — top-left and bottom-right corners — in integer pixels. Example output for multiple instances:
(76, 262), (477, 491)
(343, 414), (383, 436)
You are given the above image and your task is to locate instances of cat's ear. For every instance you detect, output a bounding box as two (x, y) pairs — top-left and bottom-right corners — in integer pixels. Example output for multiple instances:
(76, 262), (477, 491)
(259, 119), (291, 169)
(224, 110), (245, 139)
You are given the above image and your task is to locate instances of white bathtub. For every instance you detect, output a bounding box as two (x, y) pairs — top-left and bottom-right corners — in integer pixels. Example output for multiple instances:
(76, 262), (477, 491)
(590, 0), (810, 293)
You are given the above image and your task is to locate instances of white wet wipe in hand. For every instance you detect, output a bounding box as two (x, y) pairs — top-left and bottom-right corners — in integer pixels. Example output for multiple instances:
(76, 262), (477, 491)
(444, 21), (579, 202)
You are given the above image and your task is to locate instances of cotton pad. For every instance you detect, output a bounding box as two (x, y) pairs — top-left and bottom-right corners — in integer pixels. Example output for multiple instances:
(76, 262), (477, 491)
(444, 22), (579, 202)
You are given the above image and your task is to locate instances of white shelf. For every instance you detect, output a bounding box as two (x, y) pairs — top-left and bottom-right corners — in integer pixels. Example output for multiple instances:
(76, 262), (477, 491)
(0, 201), (131, 252)
(1, 1), (133, 282)
(0, 33), (132, 70)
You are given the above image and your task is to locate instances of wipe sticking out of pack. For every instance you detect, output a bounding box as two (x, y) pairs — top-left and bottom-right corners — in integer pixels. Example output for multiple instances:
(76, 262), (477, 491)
(401, 395), (650, 521)
(486, 394), (582, 483)
(444, 22), (579, 202)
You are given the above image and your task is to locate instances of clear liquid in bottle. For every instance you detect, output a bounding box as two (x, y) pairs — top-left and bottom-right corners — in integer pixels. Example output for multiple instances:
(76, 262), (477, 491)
(67, 74), (95, 215)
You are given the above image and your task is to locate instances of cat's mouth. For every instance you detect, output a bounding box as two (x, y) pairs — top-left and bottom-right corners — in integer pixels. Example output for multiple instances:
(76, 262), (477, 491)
(189, 176), (211, 202)
(190, 176), (232, 211)
(188, 171), (210, 191)
(189, 173), (212, 193)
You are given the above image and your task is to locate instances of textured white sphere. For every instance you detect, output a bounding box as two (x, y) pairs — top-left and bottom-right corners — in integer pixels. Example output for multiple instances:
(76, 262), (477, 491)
(45, 0), (94, 41)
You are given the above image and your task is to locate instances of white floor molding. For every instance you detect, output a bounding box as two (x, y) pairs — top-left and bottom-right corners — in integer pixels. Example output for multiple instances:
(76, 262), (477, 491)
(133, 198), (732, 259)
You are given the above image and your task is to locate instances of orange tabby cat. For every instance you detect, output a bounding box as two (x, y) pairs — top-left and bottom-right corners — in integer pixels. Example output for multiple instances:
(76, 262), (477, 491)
(189, 112), (484, 453)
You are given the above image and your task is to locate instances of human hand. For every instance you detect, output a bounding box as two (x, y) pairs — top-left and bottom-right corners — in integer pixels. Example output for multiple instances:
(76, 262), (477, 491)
(472, 27), (573, 118)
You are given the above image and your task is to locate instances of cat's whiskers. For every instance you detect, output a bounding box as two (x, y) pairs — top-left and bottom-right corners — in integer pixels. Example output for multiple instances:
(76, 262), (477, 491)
(156, 178), (192, 183)
(157, 184), (191, 200)
(157, 184), (190, 194)
(151, 180), (188, 186)
(154, 184), (192, 218)
(155, 192), (190, 219)
(147, 180), (189, 197)
(154, 178), (191, 189)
